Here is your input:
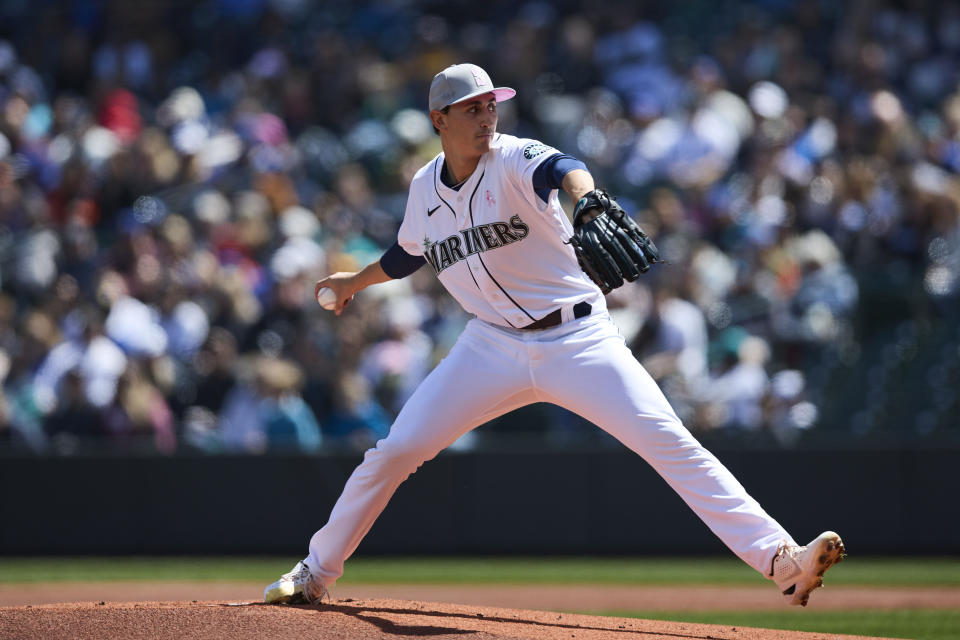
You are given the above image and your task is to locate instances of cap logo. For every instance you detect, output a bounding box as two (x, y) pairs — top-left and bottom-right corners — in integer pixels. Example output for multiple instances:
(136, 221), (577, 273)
(469, 65), (489, 87)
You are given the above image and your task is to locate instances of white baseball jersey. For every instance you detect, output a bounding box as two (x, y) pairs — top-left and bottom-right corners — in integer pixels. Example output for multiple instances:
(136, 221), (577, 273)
(397, 134), (603, 328)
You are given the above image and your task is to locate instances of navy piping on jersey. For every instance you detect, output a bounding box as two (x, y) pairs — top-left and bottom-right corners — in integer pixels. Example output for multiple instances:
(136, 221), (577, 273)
(432, 157), (458, 218)
(432, 156), (512, 321)
(465, 252), (484, 296)
(431, 157), (500, 318)
(466, 170), (537, 326)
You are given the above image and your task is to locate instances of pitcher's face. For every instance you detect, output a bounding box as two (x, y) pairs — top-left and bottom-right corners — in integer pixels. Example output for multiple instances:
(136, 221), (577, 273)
(433, 93), (498, 157)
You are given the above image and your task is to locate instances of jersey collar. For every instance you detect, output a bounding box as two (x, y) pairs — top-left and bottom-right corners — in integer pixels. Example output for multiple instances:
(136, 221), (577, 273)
(434, 152), (489, 193)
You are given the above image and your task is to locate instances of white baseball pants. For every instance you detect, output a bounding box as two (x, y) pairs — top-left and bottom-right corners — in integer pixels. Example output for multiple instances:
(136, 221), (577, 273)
(307, 312), (795, 586)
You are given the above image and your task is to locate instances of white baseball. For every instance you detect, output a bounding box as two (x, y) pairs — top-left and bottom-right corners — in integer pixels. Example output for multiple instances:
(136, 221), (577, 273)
(316, 287), (338, 310)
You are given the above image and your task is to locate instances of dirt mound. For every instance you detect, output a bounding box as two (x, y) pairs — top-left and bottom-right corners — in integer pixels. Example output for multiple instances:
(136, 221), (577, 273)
(2, 582), (957, 611)
(0, 598), (896, 640)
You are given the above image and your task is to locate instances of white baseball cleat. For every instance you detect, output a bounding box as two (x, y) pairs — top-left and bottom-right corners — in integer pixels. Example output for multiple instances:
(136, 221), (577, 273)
(263, 560), (328, 605)
(771, 531), (846, 606)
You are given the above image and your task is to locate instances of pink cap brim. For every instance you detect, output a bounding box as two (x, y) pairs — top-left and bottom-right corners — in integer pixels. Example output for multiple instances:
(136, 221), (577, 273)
(449, 87), (517, 107)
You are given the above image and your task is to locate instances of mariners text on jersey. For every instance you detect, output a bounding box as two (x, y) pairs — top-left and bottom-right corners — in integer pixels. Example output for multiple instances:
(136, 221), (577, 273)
(398, 134), (601, 329)
(423, 214), (529, 274)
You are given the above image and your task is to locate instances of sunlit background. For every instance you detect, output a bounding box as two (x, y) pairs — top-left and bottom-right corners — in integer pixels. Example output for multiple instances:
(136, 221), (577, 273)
(1, 0), (958, 457)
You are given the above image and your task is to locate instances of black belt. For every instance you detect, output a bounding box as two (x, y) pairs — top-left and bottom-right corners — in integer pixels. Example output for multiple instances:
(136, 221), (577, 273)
(520, 301), (592, 331)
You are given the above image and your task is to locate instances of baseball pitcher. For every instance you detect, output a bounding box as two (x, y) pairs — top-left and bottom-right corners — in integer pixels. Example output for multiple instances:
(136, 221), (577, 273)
(264, 64), (844, 608)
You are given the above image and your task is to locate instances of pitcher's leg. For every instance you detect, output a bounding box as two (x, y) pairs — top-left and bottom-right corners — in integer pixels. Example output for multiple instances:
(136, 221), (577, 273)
(308, 323), (536, 588)
(537, 318), (794, 574)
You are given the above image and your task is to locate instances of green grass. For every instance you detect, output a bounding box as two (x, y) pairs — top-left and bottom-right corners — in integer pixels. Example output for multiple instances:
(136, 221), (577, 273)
(596, 609), (960, 640)
(3, 556), (956, 639)
(338, 556), (960, 587)
(0, 555), (958, 587)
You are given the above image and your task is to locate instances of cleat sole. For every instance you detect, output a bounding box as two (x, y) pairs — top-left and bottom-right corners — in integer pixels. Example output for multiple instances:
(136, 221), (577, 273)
(777, 531), (846, 606)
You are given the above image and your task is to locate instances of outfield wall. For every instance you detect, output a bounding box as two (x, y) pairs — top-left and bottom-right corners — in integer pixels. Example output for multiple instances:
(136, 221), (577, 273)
(1, 443), (956, 555)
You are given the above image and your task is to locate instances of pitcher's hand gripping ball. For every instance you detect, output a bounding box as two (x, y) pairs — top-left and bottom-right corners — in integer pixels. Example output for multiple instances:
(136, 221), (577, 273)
(569, 189), (662, 294)
(316, 287), (338, 310)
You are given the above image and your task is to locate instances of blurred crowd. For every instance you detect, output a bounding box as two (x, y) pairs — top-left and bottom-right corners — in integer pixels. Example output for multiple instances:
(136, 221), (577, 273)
(1, 0), (958, 456)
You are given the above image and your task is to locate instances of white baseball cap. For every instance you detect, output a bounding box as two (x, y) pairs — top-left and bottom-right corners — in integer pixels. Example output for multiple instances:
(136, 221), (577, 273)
(428, 64), (516, 112)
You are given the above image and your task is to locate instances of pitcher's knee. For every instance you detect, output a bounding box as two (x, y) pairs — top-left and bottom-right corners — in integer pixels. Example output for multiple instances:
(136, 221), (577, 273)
(362, 436), (428, 476)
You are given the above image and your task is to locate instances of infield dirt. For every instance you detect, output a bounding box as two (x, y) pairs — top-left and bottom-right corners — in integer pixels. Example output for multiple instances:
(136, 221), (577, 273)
(0, 598), (904, 640)
(3, 582), (951, 640)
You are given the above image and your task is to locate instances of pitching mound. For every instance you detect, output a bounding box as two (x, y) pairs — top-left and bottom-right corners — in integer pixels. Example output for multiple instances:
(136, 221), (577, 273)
(0, 598), (896, 640)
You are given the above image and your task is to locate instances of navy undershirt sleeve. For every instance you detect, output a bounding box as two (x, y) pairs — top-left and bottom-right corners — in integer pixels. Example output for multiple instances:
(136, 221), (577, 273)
(380, 241), (427, 279)
(532, 153), (588, 203)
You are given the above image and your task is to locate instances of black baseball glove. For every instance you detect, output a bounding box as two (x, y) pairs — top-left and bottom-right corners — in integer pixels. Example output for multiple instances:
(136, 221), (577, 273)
(568, 189), (662, 294)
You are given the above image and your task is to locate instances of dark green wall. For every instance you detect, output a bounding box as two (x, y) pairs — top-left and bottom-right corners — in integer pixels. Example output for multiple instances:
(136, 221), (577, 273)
(1, 444), (956, 555)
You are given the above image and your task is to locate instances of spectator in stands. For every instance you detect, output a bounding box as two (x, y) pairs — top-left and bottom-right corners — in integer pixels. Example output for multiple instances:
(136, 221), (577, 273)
(0, 1), (957, 452)
(323, 372), (391, 451)
(218, 356), (322, 454)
